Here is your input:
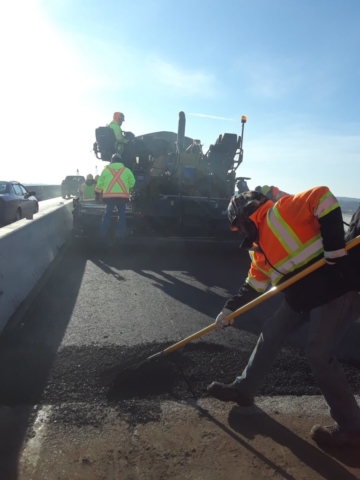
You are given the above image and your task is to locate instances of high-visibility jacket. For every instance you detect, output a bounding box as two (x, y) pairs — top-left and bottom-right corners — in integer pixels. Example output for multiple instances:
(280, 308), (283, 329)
(80, 181), (96, 201)
(95, 162), (135, 199)
(225, 186), (353, 312)
(261, 185), (288, 202)
(108, 121), (128, 155)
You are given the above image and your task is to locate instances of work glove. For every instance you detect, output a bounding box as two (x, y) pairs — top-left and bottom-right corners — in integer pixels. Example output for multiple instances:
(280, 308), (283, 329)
(215, 308), (234, 330)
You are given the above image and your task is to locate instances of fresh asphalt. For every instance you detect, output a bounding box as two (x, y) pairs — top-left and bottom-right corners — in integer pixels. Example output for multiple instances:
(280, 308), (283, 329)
(1, 240), (360, 475)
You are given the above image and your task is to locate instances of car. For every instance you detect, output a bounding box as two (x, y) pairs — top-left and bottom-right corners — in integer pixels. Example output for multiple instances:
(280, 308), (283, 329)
(61, 175), (86, 199)
(0, 181), (39, 225)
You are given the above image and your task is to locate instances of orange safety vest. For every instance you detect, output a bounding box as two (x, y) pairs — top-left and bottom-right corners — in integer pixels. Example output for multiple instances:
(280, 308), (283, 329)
(246, 187), (340, 292)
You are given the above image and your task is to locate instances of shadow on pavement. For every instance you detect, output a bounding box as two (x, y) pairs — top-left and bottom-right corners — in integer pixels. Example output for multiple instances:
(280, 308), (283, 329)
(0, 251), (87, 480)
(228, 405), (360, 479)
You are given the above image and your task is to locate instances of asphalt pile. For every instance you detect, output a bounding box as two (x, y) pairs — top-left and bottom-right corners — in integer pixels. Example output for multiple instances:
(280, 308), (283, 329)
(2, 340), (360, 426)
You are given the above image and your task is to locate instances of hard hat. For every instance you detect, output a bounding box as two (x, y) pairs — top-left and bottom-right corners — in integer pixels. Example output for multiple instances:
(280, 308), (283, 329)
(111, 153), (122, 163)
(227, 191), (268, 243)
(86, 174), (93, 180)
(113, 112), (125, 124)
(261, 185), (271, 195)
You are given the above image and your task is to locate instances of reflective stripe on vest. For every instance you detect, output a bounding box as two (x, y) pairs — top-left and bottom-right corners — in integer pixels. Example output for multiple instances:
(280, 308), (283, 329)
(314, 191), (339, 219)
(104, 168), (129, 197)
(246, 275), (269, 292)
(265, 205), (324, 285)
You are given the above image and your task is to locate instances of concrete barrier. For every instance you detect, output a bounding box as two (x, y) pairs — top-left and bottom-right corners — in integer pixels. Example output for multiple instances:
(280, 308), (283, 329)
(0, 200), (73, 331)
(25, 185), (61, 201)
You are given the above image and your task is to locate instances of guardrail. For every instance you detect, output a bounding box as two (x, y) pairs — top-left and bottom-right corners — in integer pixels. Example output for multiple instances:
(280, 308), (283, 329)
(0, 199), (72, 331)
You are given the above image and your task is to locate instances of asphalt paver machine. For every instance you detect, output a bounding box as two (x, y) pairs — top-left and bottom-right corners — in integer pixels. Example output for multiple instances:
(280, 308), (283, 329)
(73, 112), (248, 241)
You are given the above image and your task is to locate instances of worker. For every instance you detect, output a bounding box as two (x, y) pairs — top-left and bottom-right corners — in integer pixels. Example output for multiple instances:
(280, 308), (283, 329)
(95, 153), (136, 240)
(108, 112), (128, 156)
(236, 178), (250, 194)
(255, 185), (288, 202)
(208, 187), (360, 447)
(79, 174), (96, 201)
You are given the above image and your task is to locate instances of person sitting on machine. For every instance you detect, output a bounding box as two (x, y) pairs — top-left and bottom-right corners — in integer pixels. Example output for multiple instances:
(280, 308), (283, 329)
(108, 112), (128, 156)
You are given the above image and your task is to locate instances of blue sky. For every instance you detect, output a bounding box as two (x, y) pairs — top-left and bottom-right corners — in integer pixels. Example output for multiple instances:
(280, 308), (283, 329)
(1, 0), (360, 196)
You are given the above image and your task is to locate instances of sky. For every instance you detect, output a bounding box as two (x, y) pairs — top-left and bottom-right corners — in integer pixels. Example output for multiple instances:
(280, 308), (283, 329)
(1, 0), (360, 196)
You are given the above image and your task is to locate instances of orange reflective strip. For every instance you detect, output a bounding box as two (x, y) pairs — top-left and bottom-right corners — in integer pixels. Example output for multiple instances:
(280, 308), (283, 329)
(106, 168), (127, 194)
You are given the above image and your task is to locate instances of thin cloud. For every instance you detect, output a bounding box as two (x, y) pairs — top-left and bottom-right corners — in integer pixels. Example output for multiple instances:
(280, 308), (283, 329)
(150, 57), (216, 96)
(188, 113), (236, 121)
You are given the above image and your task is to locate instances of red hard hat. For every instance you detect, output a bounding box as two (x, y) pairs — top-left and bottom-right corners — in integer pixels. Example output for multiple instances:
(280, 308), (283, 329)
(113, 112), (125, 123)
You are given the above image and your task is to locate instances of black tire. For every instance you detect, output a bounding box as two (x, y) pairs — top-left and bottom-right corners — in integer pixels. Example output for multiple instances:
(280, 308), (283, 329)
(34, 202), (39, 214)
(15, 208), (22, 222)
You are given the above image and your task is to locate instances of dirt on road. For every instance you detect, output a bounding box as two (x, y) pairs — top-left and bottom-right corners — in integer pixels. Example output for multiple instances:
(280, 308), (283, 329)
(14, 398), (360, 480)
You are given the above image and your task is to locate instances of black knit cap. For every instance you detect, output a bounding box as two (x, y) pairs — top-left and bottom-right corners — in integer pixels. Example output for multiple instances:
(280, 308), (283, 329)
(227, 191), (269, 228)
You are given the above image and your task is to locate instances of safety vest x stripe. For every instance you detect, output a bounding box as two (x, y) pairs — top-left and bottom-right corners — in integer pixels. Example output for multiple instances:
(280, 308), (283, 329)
(106, 168), (127, 194)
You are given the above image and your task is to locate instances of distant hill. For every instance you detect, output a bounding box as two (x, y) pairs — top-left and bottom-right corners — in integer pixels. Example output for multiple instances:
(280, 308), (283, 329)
(337, 197), (360, 214)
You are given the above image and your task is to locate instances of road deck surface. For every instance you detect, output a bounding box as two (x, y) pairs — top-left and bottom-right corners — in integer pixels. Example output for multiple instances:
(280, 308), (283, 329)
(1, 242), (360, 479)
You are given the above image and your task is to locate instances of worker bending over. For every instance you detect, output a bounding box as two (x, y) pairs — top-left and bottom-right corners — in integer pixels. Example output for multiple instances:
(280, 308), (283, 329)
(95, 153), (135, 241)
(208, 187), (360, 447)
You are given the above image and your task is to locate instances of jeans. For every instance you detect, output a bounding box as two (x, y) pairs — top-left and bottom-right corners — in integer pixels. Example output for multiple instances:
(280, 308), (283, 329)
(100, 198), (127, 238)
(234, 291), (360, 431)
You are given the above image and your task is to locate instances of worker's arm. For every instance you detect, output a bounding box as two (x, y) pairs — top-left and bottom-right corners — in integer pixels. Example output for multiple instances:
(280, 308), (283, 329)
(313, 188), (345, 260)
(127, 169), (136, 190)
(117, 128), (128, 145)
(215, 261), (270, 329)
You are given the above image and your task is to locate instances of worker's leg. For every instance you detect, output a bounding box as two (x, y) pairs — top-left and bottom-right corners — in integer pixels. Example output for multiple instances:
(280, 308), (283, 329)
(306, 291), (360, 431)
(100, 200), (115, 236)
(233, 300), (305, 396)
(115, 199), (127, 238)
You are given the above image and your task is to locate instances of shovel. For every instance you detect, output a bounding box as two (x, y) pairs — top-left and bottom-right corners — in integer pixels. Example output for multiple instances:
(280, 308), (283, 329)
(100, 235), (360, 385)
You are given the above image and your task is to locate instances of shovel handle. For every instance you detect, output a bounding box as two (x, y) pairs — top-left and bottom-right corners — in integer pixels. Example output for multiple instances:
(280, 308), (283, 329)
(162, 235), (360, 356)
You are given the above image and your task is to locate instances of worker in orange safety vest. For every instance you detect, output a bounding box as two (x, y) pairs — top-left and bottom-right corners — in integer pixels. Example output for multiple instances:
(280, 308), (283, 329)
(95, 153), (136, 240)
(207, 187), (360, 448)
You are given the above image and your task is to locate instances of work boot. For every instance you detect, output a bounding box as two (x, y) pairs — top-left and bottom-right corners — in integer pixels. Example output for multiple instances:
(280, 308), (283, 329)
(310, 424), (360, 447)
(207, 382), (254, 406)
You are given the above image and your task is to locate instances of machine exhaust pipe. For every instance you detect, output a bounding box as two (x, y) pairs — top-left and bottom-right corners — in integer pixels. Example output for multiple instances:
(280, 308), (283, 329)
(177, 111), (186, 153)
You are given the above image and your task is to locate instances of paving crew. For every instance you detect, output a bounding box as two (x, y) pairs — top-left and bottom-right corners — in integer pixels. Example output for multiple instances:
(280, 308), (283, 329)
(207, 187), (360, 447)
(255, 185), (288, 202)
(108, 112), (128, 156)
(95, 153), (136, 239)
(79, 174), (96, 201)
